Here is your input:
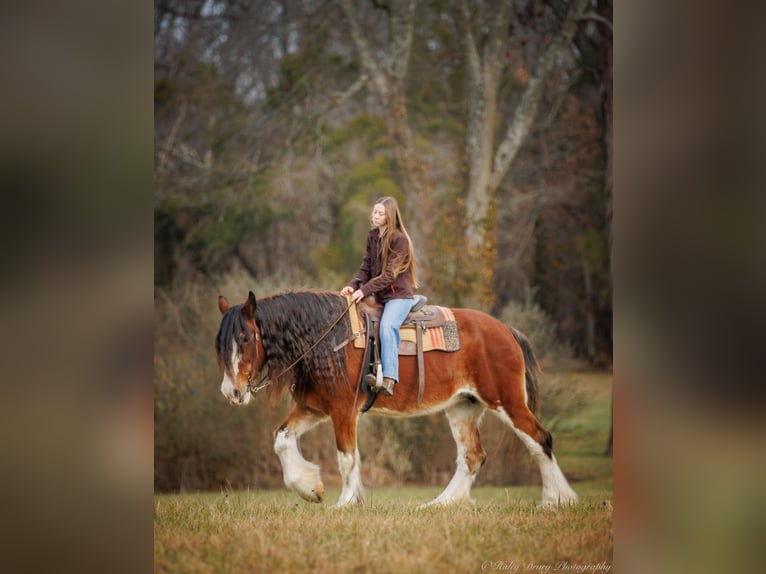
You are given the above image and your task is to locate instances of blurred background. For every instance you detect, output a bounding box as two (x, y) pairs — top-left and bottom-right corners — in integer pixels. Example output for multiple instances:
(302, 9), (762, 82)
(2, 0), (764, 572)
(152, 0), (613, 494)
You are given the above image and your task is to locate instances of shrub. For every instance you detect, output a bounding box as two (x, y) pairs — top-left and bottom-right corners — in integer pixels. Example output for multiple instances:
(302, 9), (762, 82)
(498, 289), (578, 371)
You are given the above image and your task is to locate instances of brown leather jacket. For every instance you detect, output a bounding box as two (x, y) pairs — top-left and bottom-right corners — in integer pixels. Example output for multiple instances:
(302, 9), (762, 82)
(347, 228), (414, 304)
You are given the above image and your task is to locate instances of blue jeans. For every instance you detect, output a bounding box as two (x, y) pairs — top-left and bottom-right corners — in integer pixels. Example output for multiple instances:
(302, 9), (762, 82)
(379, 297), (416, 382)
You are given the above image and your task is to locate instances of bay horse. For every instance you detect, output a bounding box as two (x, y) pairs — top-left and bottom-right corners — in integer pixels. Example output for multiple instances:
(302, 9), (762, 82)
(215, 290), (578, 508)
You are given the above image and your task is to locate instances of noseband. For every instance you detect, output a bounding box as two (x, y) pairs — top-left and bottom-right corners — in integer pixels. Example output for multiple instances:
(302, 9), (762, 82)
(244, 330), (271, 395)
(245, 370), (270, 394)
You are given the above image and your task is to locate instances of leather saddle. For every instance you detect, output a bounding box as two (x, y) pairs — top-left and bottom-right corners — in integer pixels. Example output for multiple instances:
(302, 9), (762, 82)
(347, 294), (459, 411)
(356, 293), (437, 327)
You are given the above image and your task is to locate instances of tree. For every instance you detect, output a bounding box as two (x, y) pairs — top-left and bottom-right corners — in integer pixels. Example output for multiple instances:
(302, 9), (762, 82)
(336, 0), (591, 308)
(337, 0), (426, 249)
(457, 0), (590, 307)
(153, 0), (613, 363)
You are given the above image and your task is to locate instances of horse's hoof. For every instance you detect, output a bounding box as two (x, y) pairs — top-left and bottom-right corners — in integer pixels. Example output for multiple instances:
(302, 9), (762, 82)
(296, 481), (324, 503)
(314, 480), (325, 501)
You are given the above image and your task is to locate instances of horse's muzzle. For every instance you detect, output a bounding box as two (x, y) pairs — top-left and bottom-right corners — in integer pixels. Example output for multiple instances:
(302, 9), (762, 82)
(227, 388), (252, 406)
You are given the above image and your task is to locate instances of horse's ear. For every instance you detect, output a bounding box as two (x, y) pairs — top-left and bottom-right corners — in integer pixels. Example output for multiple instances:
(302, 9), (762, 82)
(218, 295), (231, 314)
(242, 291), (257, 319)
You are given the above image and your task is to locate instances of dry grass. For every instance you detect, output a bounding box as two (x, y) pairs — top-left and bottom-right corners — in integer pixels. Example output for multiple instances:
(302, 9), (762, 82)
(155, 371), (613, 572)
(155, 484), (612, 573)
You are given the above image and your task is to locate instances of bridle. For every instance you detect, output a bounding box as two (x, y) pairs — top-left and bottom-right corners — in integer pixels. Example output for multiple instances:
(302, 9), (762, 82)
(243, 330), (270, 395)
(242, 299), (353, 395)
(245, 373), (270, 395)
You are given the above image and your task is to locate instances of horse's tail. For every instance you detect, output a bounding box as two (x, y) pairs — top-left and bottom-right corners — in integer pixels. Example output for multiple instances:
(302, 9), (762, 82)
(510, 327), (541, 414)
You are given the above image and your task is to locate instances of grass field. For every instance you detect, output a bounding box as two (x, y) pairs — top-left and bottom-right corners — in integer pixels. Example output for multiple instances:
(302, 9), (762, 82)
(154, 371), (613, 573)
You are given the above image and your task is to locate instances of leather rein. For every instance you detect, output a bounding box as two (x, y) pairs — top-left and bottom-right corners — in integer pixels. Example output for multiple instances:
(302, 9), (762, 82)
(245, 299), (353, 395)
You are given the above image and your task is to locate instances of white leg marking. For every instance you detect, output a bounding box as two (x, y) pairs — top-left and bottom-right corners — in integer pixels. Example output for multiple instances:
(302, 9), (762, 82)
(419, 439), (474, 508)
(495, 407), (578, 506)
(419, 403), (484, 508)
(274, 428), (324, 503)
(331, 449), (365, 508)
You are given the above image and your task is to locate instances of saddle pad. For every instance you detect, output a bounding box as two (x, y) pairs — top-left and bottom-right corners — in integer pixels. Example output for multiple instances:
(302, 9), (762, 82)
(348, 300), (460, 354)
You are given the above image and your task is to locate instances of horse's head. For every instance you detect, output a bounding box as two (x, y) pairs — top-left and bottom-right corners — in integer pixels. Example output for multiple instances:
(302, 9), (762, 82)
(215, 291), (267, 405)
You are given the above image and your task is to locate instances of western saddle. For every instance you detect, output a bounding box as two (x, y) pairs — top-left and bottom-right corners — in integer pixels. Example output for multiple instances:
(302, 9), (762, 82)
(341, 294), (459, 411)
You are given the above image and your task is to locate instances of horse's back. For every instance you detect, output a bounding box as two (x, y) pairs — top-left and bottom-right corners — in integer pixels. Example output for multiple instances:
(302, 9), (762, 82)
(450, 307), (518, 339)
(449, 307), (525, 364)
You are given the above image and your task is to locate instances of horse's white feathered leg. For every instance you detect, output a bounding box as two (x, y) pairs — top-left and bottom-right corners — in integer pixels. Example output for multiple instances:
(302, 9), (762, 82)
(274, 407), (327, 503)
(331, 448), (365, 508)
(274, 428), (325, 502)
(420, 400), (486, 508)
(495, 406), (578, 506)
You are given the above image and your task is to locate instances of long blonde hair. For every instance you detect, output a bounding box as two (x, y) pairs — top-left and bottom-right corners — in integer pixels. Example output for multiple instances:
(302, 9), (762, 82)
(372, 196), (419, 289)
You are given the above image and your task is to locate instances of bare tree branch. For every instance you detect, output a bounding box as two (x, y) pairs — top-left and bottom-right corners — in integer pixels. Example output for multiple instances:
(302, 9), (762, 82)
(489, 0), (589, 190)
(332, 73), (369, 106)
(157, 96), (187, 174)
(578, 12), (613, 33)
(386, 0), (416, 80)
(338, 0), (389, 100)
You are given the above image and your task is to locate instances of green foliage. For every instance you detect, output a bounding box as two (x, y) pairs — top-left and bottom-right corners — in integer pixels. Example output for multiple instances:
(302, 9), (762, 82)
(154, 0), (612, 361)
(312, 192), (367, 273)
(577, 225), (610, 285)
(311, 154), (400, 276)
(321, 114), (388, 152)
(345, 157), (399, 199)
(154, 171), (285, 286)
(265, 53), (311, 108)
(155, 60), (244, 120)
(328, 54), (360, 80)
(264, 28), (361, 115)
(154, 78), (174, 108)
(426, 194), (477, 308)
(155, 196), (185, 287)
(191, 187), (280, 253)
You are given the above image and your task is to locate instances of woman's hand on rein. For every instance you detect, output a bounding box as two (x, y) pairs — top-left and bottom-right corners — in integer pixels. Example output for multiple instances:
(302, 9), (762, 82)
(340, 285), (365, 303)
(351, 289), (365, 303)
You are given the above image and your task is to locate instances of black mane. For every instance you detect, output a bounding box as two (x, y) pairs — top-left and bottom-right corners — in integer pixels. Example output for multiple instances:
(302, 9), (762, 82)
(216, 291), (351, 399)
(215, 304), (251, 376)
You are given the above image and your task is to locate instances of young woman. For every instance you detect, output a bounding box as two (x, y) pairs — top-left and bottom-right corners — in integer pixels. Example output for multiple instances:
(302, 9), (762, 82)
(340, 196), (419, 396)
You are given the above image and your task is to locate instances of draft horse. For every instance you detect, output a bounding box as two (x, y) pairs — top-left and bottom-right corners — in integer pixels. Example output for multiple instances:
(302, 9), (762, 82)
(215, 290), (578, 508)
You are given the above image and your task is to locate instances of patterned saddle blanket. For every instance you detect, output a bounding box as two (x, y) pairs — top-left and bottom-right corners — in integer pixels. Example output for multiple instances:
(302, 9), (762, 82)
(347, 295), (460, 355)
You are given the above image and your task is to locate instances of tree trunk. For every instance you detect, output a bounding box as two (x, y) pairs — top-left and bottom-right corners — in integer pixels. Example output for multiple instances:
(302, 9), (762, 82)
(459, 0), (509, 252)
(459, 0), (589, 307)
(337, 0), (424, 251)
(582, 251), (597, 364)
(605, 394), (613, 456)
(603, 2), (613, 457)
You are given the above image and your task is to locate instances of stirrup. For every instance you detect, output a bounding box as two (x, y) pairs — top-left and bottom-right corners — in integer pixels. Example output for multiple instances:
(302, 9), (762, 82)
(364, 373), (379, 392)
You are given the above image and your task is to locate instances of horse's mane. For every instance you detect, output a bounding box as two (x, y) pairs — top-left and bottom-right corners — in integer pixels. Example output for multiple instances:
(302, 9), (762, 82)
(215, 304), (252, 376)
(248, 290), (351, 400)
